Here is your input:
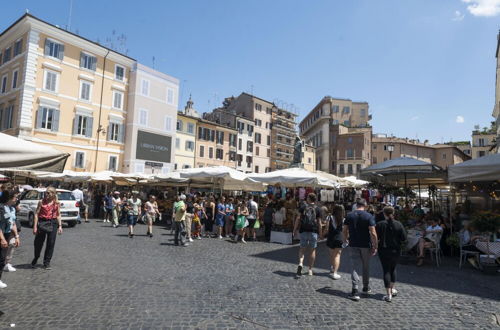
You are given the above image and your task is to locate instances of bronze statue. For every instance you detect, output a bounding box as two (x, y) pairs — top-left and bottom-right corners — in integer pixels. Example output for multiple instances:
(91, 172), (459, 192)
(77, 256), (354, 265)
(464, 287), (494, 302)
(292, 136), (303, 166)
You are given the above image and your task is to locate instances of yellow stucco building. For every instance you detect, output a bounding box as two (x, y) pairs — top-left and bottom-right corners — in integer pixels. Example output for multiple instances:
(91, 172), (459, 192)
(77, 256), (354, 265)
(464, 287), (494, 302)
(0, 14), (135, 172)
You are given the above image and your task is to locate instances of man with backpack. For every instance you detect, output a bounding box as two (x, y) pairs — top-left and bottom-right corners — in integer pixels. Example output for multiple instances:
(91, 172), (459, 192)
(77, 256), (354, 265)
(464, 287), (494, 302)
(293, 193), (323, 277)
(343, 198), (378, 301)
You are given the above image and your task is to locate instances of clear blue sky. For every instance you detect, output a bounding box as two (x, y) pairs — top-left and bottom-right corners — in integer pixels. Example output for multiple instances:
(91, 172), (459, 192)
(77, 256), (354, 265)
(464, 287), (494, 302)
(2, 0), (499, 143)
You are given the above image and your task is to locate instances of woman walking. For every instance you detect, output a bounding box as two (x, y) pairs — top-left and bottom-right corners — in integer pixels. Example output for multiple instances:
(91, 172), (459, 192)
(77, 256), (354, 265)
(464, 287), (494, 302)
(0, 190), (20, 287)
(32, 186), (62, 270)
(144, 195), (159, 238)
(234, 198), (248, 243)
(204, 196), (215, 238)
(192, 199), (203, 240)
(215, 196), (227, 239)
(127, 191), (142, 238)
(225, 197), (235, 239)
(326, 204), (345, 280)
(376, 206), (407, 302)
(185, 196), (195, 242)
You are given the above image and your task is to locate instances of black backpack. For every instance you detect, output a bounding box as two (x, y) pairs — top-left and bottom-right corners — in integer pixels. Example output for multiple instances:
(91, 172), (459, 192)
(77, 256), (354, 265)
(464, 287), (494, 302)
(301, 204), (317, 232)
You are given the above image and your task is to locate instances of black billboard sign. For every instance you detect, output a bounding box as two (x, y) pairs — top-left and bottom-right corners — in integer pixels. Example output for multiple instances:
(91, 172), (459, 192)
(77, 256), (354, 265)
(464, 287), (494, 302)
(136, 130), (172, 163)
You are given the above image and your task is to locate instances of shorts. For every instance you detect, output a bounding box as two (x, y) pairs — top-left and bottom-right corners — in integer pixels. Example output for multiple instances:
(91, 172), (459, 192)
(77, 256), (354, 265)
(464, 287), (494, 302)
(215, 216), (225, 227)
(145, 213), (155, 224)
(246, 218), (256, 228)
(300, 232), (318, 249)
(127, 215), (138, 226)
(79, 204), (88, 213)
(327, 239), (343, 249)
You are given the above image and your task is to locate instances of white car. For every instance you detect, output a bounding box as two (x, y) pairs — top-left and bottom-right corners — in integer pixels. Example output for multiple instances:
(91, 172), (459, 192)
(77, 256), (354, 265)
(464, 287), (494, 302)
(17, 188), (79, 227)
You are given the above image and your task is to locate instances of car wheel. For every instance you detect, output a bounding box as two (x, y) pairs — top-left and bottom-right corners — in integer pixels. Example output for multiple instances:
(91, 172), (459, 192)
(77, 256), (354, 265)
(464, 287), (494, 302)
(67, 221), (77, 228)
(28, 213), (35, 228)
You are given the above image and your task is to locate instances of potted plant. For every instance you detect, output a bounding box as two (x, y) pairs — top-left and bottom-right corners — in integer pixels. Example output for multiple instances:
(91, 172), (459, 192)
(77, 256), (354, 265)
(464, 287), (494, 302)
(471, 211), (500, 234)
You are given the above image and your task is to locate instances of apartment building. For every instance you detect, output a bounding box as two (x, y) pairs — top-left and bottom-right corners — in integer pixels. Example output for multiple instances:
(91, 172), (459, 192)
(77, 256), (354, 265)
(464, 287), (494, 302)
(471, 125), (497, 158)
(195, 118), (237, 168)
(331, 125), (372, 176)
(271, 106), (298, 170)
(493, 31), (500, 153)
(372, 135), (470, 168)
(299, 96), (371, 176)
(302, 144), (316, 172)
(175, 97), (199, 170)
(222, 93), (275, 173)
(203, 107), (254, 172)
(124, 63), (178, 174)
(446, 141), (472, 157)
(0, 14), (135, 172)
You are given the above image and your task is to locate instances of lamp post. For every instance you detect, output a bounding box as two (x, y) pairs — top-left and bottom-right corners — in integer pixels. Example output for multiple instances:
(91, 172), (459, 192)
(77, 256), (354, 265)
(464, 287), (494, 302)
(387, 144), (395, 160)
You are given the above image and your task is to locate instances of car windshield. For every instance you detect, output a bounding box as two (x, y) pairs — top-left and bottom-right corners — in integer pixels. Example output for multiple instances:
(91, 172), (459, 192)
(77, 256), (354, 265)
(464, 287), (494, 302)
(40, 191), (75, 201)
(57, 192), (75, 201)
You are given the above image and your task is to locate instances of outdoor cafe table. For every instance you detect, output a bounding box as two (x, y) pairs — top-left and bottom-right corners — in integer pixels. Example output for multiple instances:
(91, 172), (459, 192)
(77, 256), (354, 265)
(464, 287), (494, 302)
(475, 241), (500, 258)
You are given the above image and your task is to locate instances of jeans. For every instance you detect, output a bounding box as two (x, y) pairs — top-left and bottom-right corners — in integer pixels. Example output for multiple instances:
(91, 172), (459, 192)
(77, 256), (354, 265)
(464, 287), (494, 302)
(174, 221), (186, 246)
(348, 247), (372, 291)
(378, 249), (400, 288)
(33, 221), (58, 267)
(2, 235), (16, 265)
(264, 223), (272, 240)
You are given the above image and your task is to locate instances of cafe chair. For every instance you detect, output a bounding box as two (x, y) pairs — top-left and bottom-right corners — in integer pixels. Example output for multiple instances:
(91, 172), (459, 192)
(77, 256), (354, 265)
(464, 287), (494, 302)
(458, 233), (481, 269)
(426, 232), (443, 267)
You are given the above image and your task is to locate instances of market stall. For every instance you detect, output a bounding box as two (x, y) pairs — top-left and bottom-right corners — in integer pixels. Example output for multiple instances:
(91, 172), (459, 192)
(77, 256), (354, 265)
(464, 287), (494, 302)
(0, 133), (69, 172)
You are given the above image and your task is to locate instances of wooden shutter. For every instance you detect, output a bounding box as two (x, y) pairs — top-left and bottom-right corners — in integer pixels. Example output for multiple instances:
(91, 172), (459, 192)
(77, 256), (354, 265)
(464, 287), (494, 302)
(36, 108), (43, 129)
(51, 109), (60, 132)
(73, 116), (79, 135)
(86, 117), (93, 138)
(44, 39), (50, 55)
(58, 44), (64, 60)
(118, 124), (124, 143)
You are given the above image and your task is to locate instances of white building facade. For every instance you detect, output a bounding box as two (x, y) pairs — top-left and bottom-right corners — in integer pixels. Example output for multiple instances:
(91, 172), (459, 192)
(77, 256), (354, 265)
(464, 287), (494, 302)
(124, 63), (179, 174)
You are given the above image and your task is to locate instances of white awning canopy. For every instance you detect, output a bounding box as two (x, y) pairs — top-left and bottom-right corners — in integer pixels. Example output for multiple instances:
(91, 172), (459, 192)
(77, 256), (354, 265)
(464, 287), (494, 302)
(248, 168), (339, 188)
(0, 133), (69, 172)
(178, 166), (265, 191)
(448, 154), (500, 182)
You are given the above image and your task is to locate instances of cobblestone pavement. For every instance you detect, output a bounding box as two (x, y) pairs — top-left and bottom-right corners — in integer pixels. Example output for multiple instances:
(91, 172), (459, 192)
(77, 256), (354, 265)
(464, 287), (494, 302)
(0, 220), (498, 329)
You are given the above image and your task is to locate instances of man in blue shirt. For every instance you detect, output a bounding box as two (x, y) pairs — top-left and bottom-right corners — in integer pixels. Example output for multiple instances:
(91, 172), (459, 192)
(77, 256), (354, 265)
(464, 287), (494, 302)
(343, 198), (378, 301)
(102, 192), (114, 223)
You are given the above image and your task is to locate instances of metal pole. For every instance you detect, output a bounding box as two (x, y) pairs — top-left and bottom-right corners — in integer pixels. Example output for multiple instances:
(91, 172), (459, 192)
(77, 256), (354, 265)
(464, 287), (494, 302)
(418, 178), (421, 205)
(404, 172), (408, 204)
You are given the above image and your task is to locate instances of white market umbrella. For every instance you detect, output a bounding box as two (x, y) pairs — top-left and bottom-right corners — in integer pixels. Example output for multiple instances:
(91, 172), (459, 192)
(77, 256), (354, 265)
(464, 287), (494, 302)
(0, 133), (69, 172)
(248, 167), (338, 188)
(178, 166), (265, 191)
(448, 153), (500, 182)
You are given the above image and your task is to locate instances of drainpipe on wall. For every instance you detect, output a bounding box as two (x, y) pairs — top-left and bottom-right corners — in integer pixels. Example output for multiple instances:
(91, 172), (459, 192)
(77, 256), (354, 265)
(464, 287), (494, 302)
(93, 50), (110, 172)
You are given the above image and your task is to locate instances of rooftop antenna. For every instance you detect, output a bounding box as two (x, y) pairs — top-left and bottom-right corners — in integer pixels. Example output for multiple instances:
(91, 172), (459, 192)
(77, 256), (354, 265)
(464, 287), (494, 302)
(152, 56), (155, 69)
(25, 8), (29, 13)
(67, 0), (74, 31)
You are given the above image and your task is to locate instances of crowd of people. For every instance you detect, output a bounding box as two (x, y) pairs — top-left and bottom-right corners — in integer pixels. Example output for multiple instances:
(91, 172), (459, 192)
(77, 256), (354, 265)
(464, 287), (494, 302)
(0, 181), (486, 302)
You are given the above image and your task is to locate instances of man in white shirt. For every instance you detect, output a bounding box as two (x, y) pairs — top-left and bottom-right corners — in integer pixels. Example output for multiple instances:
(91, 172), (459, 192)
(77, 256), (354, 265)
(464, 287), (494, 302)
(416, 218), (443, 266)
(72, 186), (88, 223)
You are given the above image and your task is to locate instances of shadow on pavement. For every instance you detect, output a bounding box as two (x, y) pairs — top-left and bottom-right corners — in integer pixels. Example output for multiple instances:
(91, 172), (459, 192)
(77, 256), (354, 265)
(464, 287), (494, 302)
(251, 242), (500, 301)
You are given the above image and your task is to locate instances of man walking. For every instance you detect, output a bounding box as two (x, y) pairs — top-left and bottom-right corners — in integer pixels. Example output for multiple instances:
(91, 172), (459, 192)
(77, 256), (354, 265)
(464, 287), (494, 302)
(343, 198), (377, 301)
(293, 193), (322, 277)
(71, 185), (85, 224)
(173, 195), (189, 246)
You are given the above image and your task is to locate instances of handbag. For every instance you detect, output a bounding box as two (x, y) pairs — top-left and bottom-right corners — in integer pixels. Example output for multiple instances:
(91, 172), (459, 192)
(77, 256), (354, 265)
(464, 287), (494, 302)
(254, 218), (261, 229)
(38, 220), (53, 233)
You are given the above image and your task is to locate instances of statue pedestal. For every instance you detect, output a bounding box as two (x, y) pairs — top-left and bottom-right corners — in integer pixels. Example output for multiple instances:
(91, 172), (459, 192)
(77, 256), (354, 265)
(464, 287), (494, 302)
(289, 163), (304, 169)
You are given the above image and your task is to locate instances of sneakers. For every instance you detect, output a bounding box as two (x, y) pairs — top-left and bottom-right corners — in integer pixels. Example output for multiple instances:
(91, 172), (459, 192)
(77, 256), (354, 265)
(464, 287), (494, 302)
(31, 259), (37, 268)
(362, 287), (372, 295)
(182, 243), (190, 247)
(296, 265), (303, 277)
(188, 238), (194, 242)
(0, 280), (7, 289)
(391, 289), (398, 297)
(218, 236), (223, 239)
(241, 239), (247, 244)
(4, 264), (16, 272)
(196, 236), (202, 240)
(308, 269), (313, 276)
(383, 295), (392, 303)
(348, 290), (360, 301)
(330, 272), (341, 280)
(43, 264), (51, 270)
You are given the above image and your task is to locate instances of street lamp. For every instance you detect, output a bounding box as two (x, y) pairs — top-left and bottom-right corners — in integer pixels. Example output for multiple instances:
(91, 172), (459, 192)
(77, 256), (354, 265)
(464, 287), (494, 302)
(387, 144), (395, 160)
